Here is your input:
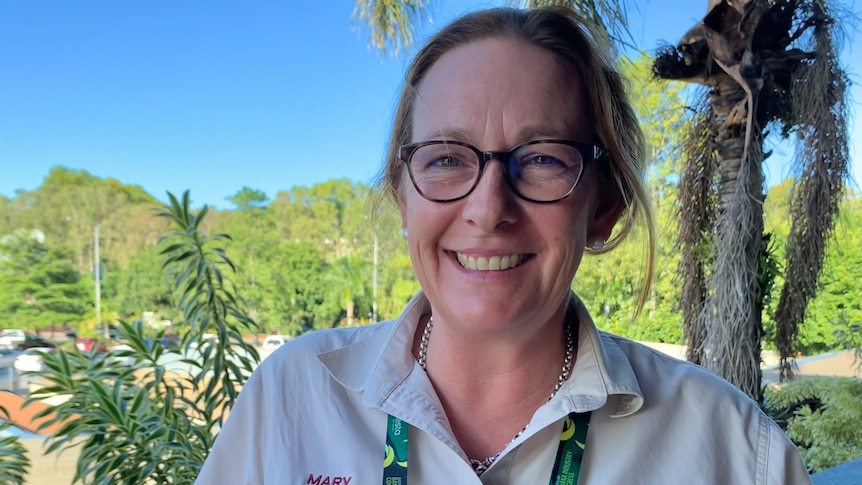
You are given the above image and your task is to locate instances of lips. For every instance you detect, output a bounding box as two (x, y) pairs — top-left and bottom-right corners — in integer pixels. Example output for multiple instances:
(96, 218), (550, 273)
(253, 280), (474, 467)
(455, 253), (525, 271)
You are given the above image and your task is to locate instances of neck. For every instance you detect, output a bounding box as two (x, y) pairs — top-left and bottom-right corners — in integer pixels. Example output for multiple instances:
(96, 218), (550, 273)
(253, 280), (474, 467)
(414, 308), (575, 462)
(416, 301), (572, 383)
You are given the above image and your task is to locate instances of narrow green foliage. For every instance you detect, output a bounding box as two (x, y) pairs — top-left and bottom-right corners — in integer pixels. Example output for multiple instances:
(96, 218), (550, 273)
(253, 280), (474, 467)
(25, 190), (260, 484)
(0, 406), (30, 485)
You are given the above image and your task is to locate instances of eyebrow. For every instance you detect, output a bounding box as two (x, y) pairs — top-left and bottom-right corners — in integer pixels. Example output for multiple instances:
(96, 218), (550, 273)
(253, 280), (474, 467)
(422, 127), (472, 143)
(420, 125), (574, 145)
(516, 125), (572, 141)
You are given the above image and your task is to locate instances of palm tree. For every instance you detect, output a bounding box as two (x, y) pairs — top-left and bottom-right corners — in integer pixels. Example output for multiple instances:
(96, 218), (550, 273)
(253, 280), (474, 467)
(325, 255), (372, 326)
(653, 0), (850, 399)
(352, 0), (636, 56)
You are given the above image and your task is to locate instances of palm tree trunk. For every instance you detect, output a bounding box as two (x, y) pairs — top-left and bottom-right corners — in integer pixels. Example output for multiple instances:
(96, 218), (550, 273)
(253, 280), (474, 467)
(347, 300), (355, 326)
(699, 76), (765, 401)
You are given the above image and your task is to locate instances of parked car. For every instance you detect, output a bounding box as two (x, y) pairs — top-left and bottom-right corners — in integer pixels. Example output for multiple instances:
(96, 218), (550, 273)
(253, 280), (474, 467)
(0, 348), (20, 368)
(14, 347), (55, 373)
(0, 329), (27, 349)
(75, 337), (107, 353)
(16, 334), (57, 350)
(261, 335), (289, 352)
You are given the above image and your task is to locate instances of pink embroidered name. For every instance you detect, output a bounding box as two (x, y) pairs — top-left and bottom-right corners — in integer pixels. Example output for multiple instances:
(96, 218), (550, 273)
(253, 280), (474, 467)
(306, 474), (352, 485)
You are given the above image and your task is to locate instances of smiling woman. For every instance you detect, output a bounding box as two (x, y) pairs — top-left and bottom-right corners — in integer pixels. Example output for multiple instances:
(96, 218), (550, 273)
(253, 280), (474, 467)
(196, 7), (810, 484)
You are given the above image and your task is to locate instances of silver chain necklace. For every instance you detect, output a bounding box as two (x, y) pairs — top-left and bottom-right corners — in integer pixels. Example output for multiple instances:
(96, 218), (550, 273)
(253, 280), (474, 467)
(417, 316), (575, 476)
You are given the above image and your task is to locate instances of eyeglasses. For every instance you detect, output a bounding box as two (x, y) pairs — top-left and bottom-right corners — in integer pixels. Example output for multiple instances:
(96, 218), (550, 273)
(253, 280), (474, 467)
(398, 139), (607, 203)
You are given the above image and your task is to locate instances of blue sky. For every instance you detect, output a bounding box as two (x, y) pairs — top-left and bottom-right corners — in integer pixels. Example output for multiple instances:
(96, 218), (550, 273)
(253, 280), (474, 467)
(1, 0), (859, 209)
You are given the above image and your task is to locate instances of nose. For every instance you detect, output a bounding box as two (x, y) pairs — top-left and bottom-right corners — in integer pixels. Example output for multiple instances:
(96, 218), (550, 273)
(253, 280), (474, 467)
(460, 159), (520, 231)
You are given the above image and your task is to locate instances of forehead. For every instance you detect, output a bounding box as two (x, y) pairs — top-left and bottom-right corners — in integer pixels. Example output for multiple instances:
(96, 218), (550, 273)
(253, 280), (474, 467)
(411, 37), (590, 144)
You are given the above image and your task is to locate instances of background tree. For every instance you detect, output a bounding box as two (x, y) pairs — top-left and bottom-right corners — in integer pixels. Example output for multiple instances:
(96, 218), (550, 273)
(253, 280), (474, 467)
(8, 165), (851, 345)
(761, 188), (862, 355)
(109, 244), (174, 320)
(653, 0), (851, 398)
(221, 187), (273, 333)
(0, 196), (17, 238)
(0, 232), (90, 332)
(11, 167), (157, 273)
(262, 241), (328, 335)
(324, 254), (372, 327)
(577, 53), (687, 342)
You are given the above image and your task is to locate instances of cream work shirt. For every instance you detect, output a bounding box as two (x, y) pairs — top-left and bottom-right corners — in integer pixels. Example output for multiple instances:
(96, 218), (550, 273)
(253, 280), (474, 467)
(195, 292), (810, 484)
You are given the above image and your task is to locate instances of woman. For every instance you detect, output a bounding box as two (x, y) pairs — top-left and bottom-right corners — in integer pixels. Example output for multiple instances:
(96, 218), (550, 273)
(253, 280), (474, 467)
(196, 7), (809, 484)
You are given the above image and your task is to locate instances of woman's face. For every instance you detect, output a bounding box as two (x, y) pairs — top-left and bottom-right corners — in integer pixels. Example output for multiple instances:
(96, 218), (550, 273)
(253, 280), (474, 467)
(400, 37), (620, 332)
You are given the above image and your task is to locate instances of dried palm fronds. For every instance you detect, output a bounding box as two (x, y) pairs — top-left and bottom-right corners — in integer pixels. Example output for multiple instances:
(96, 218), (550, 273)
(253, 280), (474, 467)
(774, 0), (850, 380)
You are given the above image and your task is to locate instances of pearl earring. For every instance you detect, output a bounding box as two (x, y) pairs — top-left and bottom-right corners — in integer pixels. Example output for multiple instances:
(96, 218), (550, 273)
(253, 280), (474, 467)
(589, 238), (605, 251)
(401, 228), (408, 240)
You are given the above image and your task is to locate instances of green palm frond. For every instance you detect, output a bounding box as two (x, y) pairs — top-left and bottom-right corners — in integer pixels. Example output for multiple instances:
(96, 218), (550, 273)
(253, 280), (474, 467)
(354, 0), (637, 55)
(352, 0), (427, 56)
(518, 0), (638, 50)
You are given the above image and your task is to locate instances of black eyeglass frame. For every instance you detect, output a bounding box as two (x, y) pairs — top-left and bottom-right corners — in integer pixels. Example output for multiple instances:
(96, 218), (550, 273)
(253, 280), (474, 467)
(398, 139), (608, 203)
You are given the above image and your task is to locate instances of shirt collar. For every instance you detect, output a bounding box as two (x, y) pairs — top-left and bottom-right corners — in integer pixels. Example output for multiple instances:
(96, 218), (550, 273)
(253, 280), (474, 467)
(318, 291), (643, 417)
(560, 295), (644, 417)
(317, 291), (428, 396)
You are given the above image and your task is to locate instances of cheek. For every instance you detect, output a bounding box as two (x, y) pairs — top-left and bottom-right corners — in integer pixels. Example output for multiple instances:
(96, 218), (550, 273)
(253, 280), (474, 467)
(555, 200), (592, 239)
(542, 204), (592, 268)
(557, 219), (589, 282)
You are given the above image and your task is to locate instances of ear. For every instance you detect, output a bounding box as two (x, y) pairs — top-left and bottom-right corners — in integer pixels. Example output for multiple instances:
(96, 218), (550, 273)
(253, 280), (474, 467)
(587, 185), (625, 243)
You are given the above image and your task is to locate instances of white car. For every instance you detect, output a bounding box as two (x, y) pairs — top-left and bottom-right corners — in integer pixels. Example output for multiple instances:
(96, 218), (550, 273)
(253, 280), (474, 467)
(14, 347), (55, 373)
(0, 329), (27, 349)
(261, 335), (289, 352)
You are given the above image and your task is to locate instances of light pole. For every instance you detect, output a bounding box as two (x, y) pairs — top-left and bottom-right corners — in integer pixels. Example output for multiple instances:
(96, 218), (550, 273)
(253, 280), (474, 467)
(372, 233), (378, 323)
(94, 224), (109, 340)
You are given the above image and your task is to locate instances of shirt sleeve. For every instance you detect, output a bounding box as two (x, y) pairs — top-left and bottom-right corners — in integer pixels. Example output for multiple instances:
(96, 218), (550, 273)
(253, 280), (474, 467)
(195, 367), (267, 485)
(764, 413), (811, 485)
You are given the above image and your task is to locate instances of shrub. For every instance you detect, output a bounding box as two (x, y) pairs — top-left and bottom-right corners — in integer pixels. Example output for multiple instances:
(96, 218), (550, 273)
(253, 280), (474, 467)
(25, 192), (260, 484)
(0, 406), (29, 485)
(765, 377), (862, 472)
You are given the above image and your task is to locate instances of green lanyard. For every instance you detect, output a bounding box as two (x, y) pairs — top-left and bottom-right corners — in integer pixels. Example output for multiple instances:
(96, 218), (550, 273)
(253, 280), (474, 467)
(383, 412), (591, 485)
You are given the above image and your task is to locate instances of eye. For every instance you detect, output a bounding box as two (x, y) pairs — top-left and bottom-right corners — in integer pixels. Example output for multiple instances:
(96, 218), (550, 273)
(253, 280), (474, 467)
(519, 154), (567, 168)
(412, 144), (476, 173)
(521, 154), (563, 166)
(429, 155), (460, 168)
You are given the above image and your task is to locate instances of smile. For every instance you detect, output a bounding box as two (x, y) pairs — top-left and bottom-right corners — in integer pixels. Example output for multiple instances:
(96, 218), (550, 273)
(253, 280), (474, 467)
(455, 253), (525, 271)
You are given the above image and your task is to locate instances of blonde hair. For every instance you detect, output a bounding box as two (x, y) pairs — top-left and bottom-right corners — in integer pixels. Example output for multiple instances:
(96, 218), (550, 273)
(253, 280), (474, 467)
(372, 6), (655, 309)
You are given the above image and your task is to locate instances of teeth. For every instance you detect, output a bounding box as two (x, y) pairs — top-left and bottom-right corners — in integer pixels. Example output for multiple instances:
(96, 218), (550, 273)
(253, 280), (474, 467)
(456, 253), (523, 271)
